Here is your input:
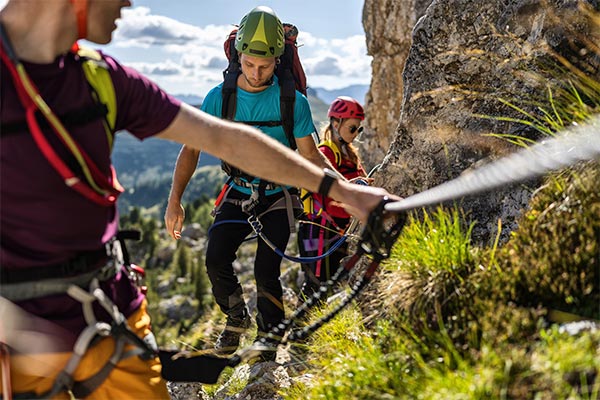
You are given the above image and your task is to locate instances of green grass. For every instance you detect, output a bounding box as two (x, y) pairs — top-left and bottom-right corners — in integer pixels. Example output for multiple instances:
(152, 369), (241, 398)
(279, 161), (599, 399)
(376, 207), (478, 334)
(284, 306), (412, 399)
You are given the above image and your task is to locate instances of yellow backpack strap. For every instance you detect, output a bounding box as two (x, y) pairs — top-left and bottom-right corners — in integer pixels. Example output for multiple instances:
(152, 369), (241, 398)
(300, 140), (341, 217)
(301, 187), (315, 216)
(318, 140), (342, 168)
(77, 46), (117, 148)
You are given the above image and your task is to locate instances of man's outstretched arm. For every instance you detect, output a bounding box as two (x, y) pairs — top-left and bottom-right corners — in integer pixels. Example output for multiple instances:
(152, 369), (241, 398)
(158, 103), (397, 222)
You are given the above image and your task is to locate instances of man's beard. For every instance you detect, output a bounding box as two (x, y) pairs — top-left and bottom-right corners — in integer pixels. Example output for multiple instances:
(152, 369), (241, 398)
(243, 74), (273, 89)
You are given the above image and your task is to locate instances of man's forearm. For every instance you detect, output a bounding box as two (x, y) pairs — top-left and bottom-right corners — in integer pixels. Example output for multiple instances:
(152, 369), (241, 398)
(169, 145), (200, 202)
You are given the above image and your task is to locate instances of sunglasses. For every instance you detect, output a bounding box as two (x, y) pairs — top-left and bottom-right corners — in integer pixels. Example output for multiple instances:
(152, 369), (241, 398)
(349, 125), (364, 134)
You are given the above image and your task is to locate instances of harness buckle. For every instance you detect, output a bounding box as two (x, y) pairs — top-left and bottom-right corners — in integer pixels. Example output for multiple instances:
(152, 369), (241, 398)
(241, 190), (260, 214)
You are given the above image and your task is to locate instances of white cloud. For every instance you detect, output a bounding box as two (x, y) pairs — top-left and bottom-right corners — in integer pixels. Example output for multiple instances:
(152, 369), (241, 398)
(308, 56), (342, 76)
(110, 6), (371, 94)
(298, 33), (372, 89)
(128, 60), (183, 76)
(206, 56), (228, 70)
(115, 7), (232, 50)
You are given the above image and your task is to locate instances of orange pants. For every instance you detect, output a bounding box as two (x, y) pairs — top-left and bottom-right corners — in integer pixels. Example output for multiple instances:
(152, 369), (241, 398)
(0, 300), (169, 399)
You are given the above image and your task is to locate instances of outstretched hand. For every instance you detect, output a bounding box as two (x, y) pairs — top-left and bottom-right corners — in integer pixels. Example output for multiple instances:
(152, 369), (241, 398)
(336, 182), (401, 224)
(164, 200), (185, 240)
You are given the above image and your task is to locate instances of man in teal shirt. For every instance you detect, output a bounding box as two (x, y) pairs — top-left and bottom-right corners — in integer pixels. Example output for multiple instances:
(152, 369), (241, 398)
(165, 6), (335, 362)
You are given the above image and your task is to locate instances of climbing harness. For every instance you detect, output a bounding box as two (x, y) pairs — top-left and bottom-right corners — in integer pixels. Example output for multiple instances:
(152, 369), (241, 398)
(210, 180), (350, 264)
(1, 231), (155, 399)
(211, 169), (354, 263)
(38, 282), (155, 399)
(0, 23), (123, 207)
(299, 141), (369, 281)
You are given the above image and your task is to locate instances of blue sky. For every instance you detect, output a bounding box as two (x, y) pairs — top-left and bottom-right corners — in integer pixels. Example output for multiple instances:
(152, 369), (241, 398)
(78, 0), (373, 97)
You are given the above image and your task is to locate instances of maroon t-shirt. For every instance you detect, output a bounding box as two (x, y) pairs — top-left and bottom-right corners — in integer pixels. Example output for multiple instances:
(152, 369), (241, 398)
(1, 49), (181, 346)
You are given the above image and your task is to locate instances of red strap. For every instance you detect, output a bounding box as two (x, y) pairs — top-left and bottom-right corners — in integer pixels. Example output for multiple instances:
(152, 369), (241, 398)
(70, 0), (88, 39)
(214, 183), (230, 207)
(0, 45), (119, 206)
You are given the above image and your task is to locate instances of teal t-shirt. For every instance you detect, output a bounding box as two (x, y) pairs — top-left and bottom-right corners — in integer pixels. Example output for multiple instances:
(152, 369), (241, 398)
(202, 75), (315, 194)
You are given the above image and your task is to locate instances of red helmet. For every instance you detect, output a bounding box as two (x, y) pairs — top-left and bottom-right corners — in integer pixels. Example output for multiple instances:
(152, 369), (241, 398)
(327, 96), (365, 120)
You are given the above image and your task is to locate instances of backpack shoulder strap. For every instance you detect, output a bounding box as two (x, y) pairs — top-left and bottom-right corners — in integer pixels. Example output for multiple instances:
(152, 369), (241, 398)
(221, 30), (241, 122)
(278, 69), (297, 151)
(318, 140), (342, 167)
(221, 66), (240, 121)
(77, 46), (117, 134)
(276, 41), (298, 151)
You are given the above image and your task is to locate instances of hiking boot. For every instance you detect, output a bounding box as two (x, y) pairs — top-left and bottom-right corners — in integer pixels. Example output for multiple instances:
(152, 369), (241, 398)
(214, 313), (251, 355)
(252, 333), (279, 363)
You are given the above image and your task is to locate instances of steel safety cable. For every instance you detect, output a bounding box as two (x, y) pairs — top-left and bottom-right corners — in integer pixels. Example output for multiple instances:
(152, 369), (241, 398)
(386, 117), (600, 213)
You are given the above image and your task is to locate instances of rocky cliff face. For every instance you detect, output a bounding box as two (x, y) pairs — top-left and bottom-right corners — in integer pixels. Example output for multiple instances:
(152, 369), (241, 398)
(362, 0), (599, 243)
(361, 0), (431, 170)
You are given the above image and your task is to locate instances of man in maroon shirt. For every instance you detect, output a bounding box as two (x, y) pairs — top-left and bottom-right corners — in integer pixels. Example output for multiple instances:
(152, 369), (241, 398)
(0, 0), (395, 398)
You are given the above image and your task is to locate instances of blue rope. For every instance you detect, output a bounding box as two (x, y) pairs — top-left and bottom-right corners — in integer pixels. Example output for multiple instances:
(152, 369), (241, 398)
(246, 215), (348, 263)
(207, 218), (348, 263)
(264, 233), (347, 263)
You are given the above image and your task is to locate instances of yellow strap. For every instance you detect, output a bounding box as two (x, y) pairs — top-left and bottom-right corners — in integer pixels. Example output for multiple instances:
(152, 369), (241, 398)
(301, 140), (342, 215)
(318, 140), (342, 167)
(77, 46), (117, 149)
(301, 187), (314, 215)
(15, 63), (109, 195)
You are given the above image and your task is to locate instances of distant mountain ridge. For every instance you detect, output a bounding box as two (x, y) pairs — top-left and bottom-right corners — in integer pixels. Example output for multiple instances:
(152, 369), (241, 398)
(310, 84), (369, 104)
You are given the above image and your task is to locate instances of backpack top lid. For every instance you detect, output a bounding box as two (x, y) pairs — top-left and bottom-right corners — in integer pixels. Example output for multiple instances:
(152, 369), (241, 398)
(235, 6), (284, 58)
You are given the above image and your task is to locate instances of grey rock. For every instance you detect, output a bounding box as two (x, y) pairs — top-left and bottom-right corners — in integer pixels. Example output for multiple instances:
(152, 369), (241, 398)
(369, 0), (598, 243)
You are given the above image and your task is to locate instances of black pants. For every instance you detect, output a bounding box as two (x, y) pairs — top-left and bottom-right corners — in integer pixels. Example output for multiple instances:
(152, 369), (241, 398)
(205, 188), (297, 333)
(297, 214), (349, 300)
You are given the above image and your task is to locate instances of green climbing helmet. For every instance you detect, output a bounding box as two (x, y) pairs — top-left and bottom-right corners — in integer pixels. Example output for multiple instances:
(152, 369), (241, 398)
(235, 6), (284, 58)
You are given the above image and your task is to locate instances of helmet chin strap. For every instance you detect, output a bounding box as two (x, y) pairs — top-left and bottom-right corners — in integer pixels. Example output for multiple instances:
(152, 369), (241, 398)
(332, 121), (348, 146)
(70, 0), (88, 39)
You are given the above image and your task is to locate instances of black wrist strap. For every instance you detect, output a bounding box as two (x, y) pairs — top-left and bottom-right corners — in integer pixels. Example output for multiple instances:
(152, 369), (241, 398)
(318, 168), (338, 198)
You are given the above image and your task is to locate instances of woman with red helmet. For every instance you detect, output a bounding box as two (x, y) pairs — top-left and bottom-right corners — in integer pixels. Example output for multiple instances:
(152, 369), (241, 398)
(298, 96), (372, 299)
